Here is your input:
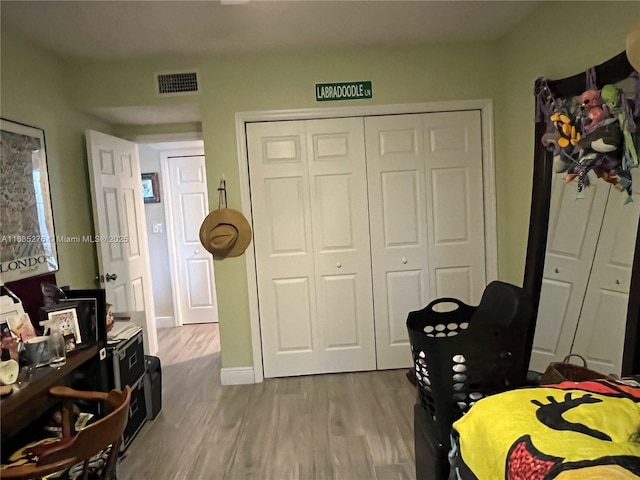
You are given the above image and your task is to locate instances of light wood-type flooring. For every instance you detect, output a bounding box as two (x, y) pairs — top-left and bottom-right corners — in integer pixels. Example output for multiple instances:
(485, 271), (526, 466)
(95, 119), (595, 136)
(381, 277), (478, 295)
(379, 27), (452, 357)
(118, 323), (417, 480)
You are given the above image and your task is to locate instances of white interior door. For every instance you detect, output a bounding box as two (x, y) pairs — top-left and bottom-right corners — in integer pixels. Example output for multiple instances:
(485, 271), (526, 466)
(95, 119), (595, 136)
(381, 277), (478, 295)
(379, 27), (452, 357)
(86, 130), (158, 355)
(307, 118), (376, 373)
(248, 120), (315, 377)
(571, 171), (640, 376)
(422, 111), (486, 304)
(248, 118), (376, 378)
(365, 114), (430, 370)
(167, 154), (218, 324)
(528, 172), (610, 373)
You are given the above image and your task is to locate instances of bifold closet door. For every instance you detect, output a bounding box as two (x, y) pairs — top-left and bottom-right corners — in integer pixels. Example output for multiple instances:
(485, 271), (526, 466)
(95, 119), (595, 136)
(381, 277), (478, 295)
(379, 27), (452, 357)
(571, 170), (640, 376)
(365, 114), (430, 369)
(365, 110), (487, 370)
(528, 172), (610, 374)
(247, 118), (376, 378)
(421, 111), (486, 304)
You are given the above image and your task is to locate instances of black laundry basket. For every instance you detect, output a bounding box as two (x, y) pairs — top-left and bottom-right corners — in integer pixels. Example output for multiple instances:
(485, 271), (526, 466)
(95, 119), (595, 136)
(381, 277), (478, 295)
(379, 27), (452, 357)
(407, 281), (533, 449)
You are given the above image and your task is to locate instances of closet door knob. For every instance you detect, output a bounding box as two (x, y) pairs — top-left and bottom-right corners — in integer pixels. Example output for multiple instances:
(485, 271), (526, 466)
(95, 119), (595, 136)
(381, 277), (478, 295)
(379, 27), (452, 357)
(554, 268), (560, 274)
(615, 279), (621, 285)
(402, 257), (408, 264)
(336, 262), (342, 269)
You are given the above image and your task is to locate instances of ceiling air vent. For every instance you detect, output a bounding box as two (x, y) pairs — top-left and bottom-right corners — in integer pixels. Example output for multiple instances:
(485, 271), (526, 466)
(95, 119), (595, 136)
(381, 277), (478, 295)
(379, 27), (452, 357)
(155, 71), (200, 96)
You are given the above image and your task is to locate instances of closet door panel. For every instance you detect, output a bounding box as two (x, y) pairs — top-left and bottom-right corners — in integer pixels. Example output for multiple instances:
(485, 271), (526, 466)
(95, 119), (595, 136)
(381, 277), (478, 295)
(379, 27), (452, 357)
(528, 173), (610, 373)
(247, 121), (321, 377)
(532, 280), (573, 356)
(272, 278), (314, 351)
(307, 118), (376, 373)
(422, 111), (486, 304)
(572, 171), (640, 376)
(365, 114), (429, 369)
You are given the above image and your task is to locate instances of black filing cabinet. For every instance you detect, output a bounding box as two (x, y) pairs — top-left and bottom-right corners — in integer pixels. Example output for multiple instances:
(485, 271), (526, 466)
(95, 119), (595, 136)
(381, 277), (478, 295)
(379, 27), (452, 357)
(107, 329), (146, 451)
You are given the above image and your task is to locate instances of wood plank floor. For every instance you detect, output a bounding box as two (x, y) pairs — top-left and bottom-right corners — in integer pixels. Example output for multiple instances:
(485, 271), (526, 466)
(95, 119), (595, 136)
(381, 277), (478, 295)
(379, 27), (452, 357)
(119, 324), (417, 480)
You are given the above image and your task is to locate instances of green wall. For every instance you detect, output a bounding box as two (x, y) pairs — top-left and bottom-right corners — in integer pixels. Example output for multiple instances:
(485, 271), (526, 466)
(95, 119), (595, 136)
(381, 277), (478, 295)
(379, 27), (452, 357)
(2, 2), (638, 370)
(68, 43), (501, 368)
(497, 1), (640, 286)
(0, 31), (114, 288)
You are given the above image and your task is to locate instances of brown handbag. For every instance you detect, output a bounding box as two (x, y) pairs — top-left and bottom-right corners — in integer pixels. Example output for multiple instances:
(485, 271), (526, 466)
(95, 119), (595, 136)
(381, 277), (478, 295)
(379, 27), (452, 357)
(539, 354), (608, 385)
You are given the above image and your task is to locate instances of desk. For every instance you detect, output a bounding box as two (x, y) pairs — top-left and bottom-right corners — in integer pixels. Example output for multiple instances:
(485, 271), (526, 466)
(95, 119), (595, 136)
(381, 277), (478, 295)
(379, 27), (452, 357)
(1, 345), (99, 441)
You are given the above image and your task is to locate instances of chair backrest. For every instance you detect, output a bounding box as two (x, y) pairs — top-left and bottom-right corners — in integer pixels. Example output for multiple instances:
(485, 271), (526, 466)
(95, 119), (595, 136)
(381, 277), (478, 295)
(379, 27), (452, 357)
(39, 386), (131, 479)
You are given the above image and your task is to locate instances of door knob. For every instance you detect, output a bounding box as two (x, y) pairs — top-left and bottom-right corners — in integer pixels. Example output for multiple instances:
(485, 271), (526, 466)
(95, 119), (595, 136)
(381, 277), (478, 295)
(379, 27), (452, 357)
(105, 273), (118, 282)
(554, 268), (560, 274)
(195, 249), (200, 254)
(402, 257), (408, 264)
(336, 262), (342, 268)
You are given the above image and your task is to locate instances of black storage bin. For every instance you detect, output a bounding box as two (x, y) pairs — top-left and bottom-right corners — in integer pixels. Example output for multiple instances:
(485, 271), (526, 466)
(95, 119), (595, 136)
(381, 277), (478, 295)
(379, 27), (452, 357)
(413, 404), (450, 480)
(144, 355), (162, 420)
(407, 281), (533, 478)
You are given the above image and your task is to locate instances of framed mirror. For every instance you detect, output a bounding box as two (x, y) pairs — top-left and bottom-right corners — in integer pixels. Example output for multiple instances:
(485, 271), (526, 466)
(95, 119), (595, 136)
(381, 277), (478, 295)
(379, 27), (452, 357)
(523, 52), (640, 377)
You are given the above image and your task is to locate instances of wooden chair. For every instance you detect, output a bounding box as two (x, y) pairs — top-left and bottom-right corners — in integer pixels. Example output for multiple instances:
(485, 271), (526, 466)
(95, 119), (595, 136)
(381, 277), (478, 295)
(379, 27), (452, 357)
(1, 386), (131, 480)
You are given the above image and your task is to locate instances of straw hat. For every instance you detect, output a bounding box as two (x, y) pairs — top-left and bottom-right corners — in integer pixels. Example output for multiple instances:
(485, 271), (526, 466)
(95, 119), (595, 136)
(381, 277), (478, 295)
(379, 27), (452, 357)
(199, 208), (252, 258)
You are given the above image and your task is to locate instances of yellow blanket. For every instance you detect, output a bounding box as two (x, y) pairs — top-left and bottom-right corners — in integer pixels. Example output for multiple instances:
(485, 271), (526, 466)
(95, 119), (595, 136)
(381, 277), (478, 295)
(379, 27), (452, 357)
(451, 379), (640, 480)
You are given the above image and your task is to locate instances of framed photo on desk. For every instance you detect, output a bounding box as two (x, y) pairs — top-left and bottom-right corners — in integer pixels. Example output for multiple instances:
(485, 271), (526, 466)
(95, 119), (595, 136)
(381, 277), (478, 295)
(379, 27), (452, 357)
(59, 288), (107, 346)
(48, 307), (81, 348)
(40, 305), (82, 350)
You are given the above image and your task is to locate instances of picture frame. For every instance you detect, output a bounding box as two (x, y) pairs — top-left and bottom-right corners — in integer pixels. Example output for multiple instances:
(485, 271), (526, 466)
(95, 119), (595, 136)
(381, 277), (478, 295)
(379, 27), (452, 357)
(141, 172), (160, 203)
(59, 288), (107, 345)
(0, 119), (59, 282)
(47, 307), (82, 349)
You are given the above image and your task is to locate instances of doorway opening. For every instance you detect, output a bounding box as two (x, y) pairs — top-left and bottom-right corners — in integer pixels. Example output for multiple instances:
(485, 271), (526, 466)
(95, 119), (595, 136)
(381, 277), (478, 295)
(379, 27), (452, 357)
(137, 139), (219, 330)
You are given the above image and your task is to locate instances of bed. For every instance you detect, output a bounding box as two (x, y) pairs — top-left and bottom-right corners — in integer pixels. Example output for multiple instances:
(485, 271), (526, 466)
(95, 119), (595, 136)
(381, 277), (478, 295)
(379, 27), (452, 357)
(448, 378), (640, 480)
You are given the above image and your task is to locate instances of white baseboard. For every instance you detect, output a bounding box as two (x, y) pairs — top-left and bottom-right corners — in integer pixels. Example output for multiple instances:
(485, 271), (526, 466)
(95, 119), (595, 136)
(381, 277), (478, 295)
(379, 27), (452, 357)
(220, 367), (255, 385)
(155, 316), (175, 329)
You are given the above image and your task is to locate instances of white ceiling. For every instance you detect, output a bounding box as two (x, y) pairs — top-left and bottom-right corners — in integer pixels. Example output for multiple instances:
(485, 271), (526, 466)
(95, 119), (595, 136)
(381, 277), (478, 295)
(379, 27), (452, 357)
(1, 0), (539, 126)
(1, 0), (539, 60)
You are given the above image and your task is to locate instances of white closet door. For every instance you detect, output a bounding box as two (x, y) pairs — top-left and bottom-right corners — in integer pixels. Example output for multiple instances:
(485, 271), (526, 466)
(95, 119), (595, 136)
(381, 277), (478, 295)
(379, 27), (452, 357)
(365, 114), (430, 369)
(528, 172), (610, 373)
(422, 111), (486, 304)
(247, 121), (318, 377)
(248, 118), (375, 378)
(306, 118), (376, 373)
(571, 171), (640, 376)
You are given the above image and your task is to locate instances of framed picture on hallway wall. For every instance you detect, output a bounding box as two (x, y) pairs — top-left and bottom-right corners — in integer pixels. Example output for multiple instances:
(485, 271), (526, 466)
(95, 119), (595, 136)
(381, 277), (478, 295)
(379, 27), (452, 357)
(141, 172), (161, 203)
(0, 118), (59, 282)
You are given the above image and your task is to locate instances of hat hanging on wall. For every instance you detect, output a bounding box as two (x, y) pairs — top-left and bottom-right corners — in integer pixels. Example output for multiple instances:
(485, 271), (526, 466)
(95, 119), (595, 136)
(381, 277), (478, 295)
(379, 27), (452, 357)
(199, 179), (252, 259)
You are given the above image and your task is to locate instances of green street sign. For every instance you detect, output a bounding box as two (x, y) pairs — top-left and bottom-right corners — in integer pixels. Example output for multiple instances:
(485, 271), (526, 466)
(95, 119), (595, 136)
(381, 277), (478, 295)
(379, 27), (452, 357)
(315, 81), (372, 102)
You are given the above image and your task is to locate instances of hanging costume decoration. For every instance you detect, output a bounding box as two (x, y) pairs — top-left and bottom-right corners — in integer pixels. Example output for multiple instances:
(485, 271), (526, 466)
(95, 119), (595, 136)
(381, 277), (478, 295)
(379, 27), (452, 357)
(537, 71), (640, 203)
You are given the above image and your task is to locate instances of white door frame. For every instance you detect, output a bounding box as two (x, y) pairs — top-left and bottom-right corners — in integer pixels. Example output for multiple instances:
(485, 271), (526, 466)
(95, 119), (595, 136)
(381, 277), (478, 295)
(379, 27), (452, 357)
(128, 132), (205, 329)
(236, 100), (498, 383)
